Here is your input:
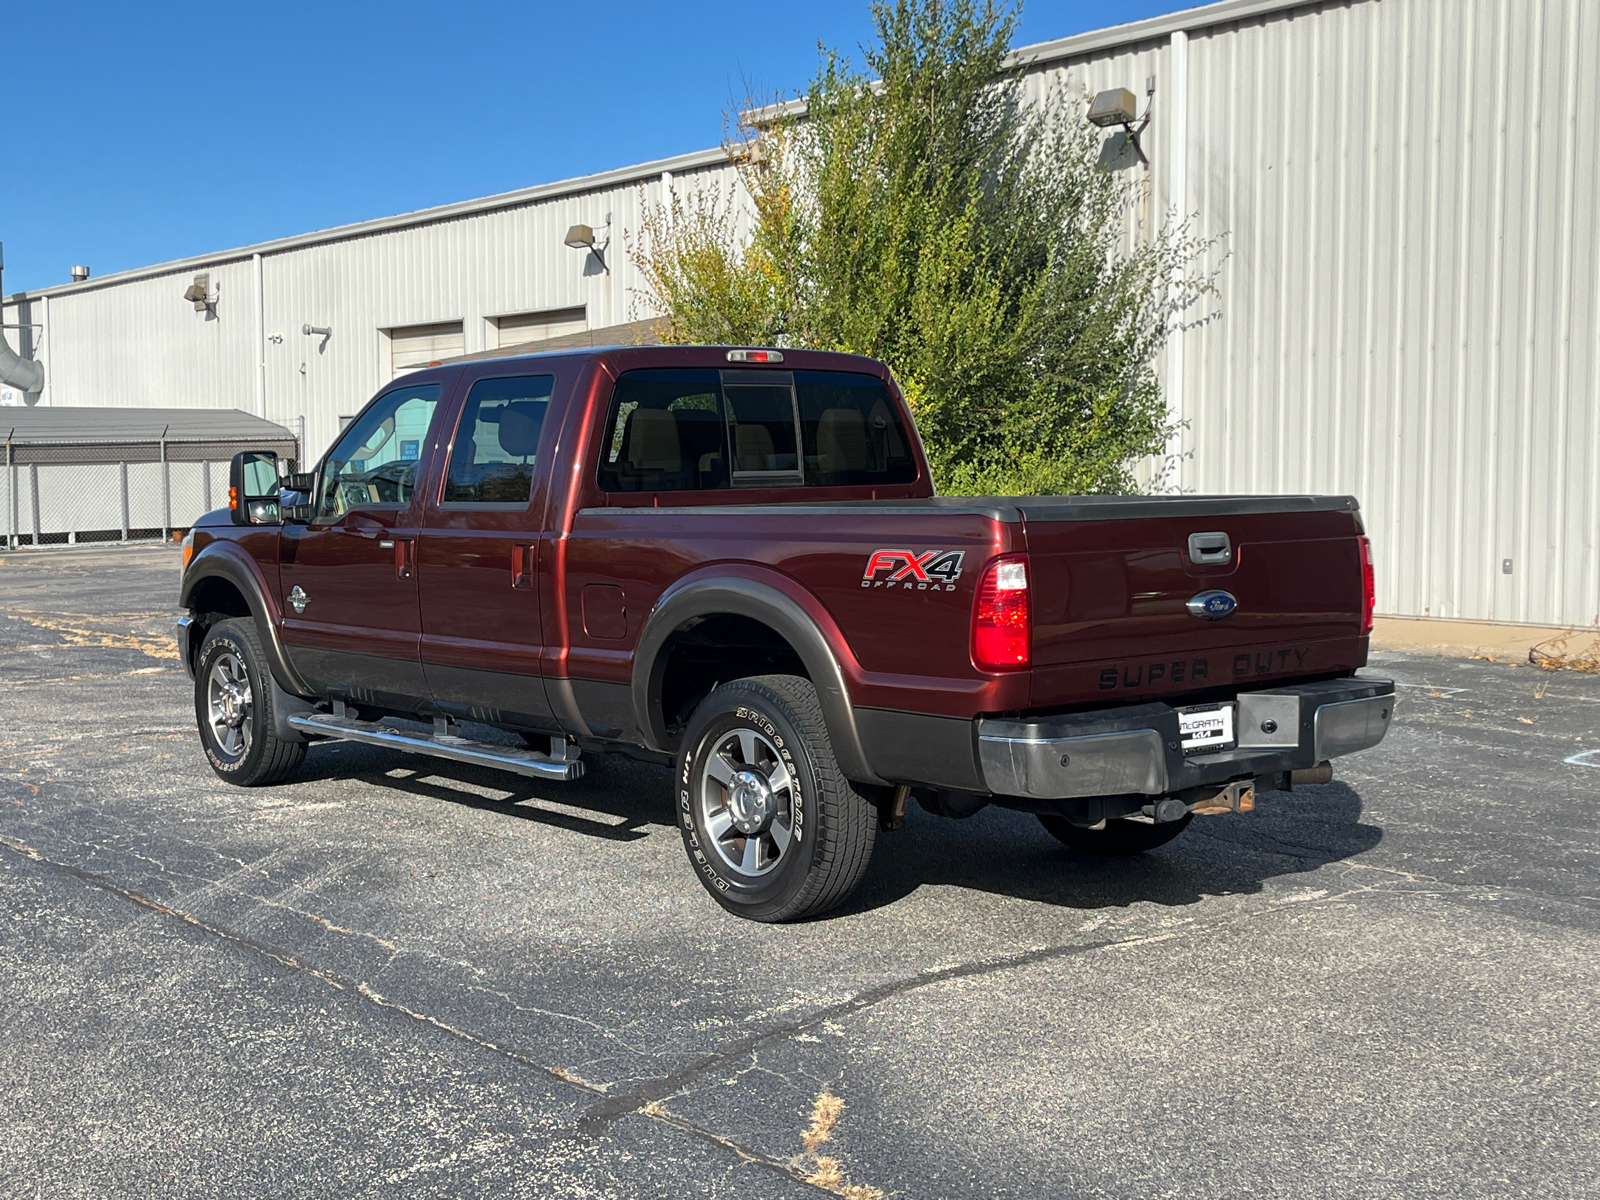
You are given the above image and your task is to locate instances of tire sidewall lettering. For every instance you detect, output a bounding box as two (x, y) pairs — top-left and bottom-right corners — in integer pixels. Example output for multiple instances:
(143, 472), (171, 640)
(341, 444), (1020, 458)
(682, 693), (808, 902)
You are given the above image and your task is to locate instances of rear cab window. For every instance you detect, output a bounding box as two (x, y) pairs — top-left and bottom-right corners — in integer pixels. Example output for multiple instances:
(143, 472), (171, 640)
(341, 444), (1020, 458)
(596, 367), (916, 494)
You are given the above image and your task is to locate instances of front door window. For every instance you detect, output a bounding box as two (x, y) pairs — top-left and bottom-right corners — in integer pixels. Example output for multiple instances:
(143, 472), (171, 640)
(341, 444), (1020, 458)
(318, 383), (441, 520)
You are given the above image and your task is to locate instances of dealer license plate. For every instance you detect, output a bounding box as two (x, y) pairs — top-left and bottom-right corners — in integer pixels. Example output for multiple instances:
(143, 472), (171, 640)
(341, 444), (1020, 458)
(1178, 702), (1236, 755)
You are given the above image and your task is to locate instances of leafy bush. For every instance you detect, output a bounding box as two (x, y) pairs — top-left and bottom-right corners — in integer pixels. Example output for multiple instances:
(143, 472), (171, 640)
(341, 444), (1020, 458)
(630, 0), (1209, 495)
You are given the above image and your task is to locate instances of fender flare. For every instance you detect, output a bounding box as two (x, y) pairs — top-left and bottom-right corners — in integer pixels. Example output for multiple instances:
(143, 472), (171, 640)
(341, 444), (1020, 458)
(631, 573), (887, 786)
(180, 544), (314, 698)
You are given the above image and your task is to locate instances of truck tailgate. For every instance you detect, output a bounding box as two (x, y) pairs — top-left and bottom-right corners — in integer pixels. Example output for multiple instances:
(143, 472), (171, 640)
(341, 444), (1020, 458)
(1018, 496), (1369, 707)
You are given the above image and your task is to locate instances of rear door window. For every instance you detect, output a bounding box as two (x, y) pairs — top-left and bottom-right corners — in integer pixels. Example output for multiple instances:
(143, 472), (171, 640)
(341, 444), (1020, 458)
(441, 374), (554, 505)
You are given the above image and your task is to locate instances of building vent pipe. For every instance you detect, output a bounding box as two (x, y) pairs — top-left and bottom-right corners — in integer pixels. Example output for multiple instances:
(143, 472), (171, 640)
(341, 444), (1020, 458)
(0, 244), (46, 395)
(70, 265), (89, 282)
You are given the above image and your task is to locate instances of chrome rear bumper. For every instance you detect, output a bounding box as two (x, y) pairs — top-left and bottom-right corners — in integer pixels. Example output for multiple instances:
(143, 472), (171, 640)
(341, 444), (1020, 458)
(978, 677), (1394, 801)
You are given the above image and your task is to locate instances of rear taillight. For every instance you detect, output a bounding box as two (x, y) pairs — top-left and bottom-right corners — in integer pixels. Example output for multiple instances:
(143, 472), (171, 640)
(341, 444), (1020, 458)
(1359, 536), (1376, 635)
(973, 555), (1030, 671)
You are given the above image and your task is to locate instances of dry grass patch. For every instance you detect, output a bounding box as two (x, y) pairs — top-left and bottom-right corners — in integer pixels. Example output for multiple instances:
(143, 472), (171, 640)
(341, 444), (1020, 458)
(796, 1090), (883, 1199)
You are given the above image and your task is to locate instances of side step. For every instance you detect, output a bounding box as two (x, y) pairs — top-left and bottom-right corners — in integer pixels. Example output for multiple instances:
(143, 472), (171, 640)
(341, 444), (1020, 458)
(287, 713), (585, 781)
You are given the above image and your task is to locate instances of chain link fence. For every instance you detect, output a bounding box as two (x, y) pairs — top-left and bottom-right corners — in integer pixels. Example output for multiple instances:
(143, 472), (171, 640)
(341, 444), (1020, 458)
(3, 433), (298, 548)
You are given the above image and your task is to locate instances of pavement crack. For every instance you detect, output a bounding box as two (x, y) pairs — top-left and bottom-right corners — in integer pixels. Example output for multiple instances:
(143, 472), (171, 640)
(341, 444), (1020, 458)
(572, 932), (1129, 1136)
(461, 981), (651, 1052)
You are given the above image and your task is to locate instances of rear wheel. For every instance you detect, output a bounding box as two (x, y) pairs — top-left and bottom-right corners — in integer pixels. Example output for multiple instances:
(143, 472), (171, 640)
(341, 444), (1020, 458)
(1038, 812), (1193, 856)
(194, 618), (307, 787)
(676, 674), (876, 922)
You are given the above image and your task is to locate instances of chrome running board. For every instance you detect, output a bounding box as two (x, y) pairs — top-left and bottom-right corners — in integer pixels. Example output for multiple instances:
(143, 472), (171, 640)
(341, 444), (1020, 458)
(287, 713), (584, 781)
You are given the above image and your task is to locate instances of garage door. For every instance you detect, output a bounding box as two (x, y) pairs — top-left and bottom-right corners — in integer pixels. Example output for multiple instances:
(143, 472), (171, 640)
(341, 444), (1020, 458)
(494, 306), (587, 349)
(389, 321), (464, 378)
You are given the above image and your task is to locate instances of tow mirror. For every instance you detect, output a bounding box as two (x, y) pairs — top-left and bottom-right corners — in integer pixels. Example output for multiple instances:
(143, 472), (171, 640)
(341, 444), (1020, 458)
(229, 451), (282, 526)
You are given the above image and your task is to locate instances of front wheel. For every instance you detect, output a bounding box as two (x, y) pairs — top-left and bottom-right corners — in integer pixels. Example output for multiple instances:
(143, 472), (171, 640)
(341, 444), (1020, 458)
(194, 618), (307, 787)
(1037, 812), (1193, 857)
(676, 675), (877, 922)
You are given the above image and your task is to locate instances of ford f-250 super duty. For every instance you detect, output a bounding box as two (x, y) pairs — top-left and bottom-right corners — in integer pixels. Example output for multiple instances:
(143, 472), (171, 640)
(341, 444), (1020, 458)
(177, 344), (1392, 921)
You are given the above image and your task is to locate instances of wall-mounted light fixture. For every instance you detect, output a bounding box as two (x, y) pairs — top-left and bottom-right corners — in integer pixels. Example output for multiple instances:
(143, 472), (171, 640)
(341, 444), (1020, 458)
(1088, 84), (1153, 165)
(182, 272), (216, 313)
(563, 215), (611, 274)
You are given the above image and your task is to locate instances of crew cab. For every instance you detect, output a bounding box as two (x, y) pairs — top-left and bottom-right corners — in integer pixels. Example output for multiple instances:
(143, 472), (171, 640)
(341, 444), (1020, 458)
(177, 345), (1392, 921)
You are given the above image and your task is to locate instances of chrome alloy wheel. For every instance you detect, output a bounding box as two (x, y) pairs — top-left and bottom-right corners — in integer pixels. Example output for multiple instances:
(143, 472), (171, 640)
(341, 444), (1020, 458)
(698, 728), (795, 877)
(206, 651), (254, 761)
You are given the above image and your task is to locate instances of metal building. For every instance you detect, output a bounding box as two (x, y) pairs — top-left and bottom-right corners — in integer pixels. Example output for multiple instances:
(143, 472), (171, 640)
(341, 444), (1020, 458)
(3, 0), (1597, 629)
(0, 147), (739, 469)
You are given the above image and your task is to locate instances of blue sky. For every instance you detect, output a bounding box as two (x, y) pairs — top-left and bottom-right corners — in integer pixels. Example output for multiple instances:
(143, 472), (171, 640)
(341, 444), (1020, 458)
(1, 0), (1181, 295)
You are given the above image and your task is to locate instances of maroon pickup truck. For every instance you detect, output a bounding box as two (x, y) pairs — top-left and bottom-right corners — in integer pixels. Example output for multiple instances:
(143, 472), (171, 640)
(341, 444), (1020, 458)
(177, 344), (1392, 921)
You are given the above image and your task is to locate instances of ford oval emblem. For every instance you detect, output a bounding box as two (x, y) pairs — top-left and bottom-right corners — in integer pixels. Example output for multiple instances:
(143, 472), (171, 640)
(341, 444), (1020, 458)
(1186, 590), (1238, 620)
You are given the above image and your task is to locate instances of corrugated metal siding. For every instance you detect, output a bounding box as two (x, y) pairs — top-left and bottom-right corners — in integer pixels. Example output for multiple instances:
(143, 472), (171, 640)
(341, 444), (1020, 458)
(35, 259), (258, 414)
(4, 158), (739, 465)
(1159, 0), (1600, 627)
(1009, 0), (1600, 627)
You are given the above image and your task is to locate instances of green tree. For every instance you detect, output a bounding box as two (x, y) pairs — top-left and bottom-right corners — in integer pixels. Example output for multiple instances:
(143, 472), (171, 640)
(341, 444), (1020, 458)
(630, 0), (1208, 495)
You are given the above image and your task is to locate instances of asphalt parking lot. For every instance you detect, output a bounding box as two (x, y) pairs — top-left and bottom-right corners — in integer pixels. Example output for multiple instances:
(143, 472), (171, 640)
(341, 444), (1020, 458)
(3, 543), (1598, 1199)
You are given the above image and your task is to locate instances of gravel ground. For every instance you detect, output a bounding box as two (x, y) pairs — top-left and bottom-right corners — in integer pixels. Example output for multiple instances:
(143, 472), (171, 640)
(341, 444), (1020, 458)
(2, 543), (1597, 1199)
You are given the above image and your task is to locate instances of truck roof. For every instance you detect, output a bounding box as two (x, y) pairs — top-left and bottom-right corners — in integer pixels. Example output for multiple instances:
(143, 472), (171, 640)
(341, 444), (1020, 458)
(413, 343), (894, 379)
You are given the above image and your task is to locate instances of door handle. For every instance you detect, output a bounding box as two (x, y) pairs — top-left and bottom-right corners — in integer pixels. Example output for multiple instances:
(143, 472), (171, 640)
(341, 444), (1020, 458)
(512, 543), (535, 590)
(395, 537), (414, 580)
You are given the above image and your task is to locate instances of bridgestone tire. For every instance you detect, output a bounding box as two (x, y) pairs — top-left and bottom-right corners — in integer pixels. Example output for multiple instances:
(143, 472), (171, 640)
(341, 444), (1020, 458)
(676, 675), (877, 922)
(1037, 812), (1193, 857)
(195, 618), (307, 787)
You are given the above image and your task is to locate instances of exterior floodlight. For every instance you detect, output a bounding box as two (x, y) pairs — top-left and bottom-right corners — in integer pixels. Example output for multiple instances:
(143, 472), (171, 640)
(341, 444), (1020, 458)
(183, 272), (212, 312)
(1088, 86), (1152, 166)
(1088, 88), (1139, 127)
(563, 216), (611, 274)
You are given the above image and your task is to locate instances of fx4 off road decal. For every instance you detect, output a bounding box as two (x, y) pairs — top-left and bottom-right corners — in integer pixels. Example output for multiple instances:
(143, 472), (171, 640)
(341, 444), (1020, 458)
(862, 549), (965, 591)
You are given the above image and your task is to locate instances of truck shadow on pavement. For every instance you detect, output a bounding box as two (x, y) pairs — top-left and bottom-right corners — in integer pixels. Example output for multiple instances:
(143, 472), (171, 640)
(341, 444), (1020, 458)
(293, 740), (678, 844)
(842, 783), (1383, 916)
(296, 737), (1382, 916)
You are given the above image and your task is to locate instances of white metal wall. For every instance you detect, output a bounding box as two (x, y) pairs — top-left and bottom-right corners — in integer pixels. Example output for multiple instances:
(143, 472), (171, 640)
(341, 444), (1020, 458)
(1167, 0), (1600, 628)
(1013, 0), (1600, 628)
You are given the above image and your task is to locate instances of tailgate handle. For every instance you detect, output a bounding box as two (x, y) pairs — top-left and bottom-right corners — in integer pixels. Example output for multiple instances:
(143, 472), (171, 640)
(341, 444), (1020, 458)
(1188, 531), (1232, 565)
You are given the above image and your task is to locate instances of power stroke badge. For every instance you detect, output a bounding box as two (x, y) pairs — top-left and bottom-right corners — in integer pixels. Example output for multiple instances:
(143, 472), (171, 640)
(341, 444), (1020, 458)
(862, 549), (966, 591)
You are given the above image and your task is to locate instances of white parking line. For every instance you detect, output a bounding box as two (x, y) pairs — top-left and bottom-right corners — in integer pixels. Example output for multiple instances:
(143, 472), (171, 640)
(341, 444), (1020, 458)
(1563, 749), (1600, 769)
